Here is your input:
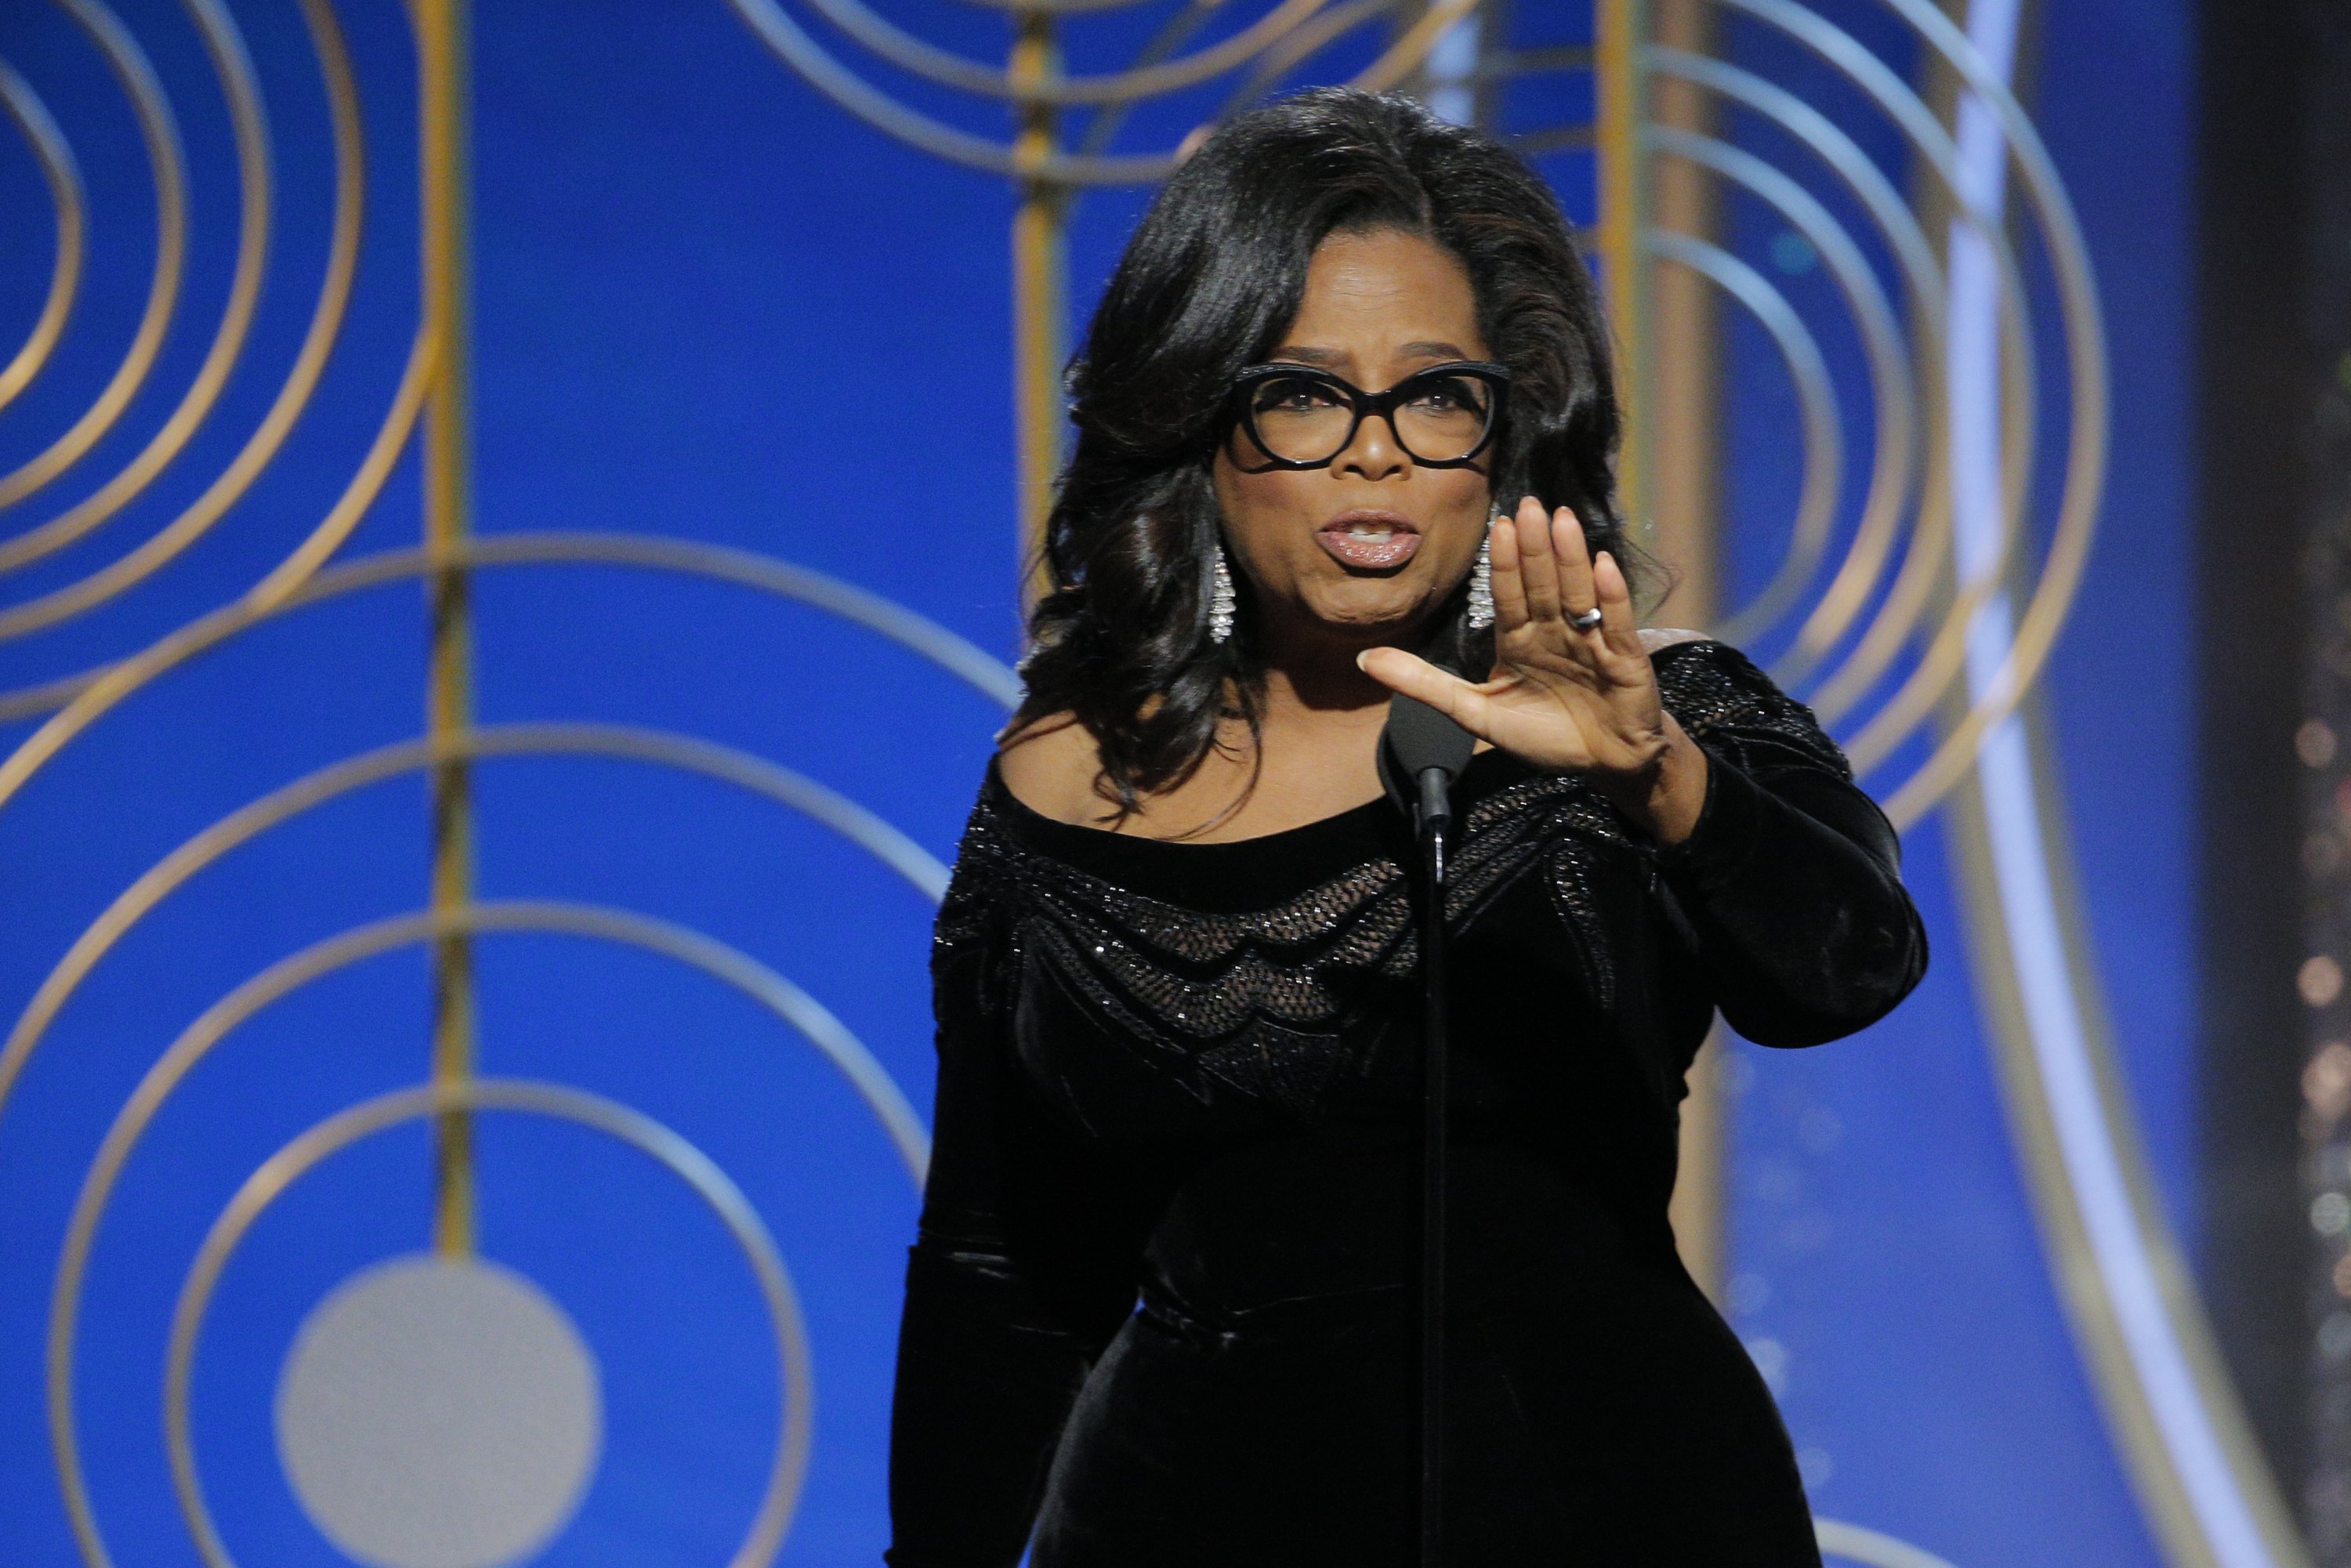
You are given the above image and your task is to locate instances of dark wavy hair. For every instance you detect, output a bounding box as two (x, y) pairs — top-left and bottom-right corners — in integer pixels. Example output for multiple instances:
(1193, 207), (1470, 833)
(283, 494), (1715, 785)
(1013, 88), (1633, 812)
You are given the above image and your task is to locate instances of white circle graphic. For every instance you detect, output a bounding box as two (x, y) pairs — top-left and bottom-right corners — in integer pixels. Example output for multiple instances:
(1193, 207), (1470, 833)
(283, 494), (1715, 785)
(275, 1254), (602, 1568)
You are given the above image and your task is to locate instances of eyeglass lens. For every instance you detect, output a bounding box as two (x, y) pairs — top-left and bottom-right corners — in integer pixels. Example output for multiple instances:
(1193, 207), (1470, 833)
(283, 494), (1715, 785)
(1246, 369), (1498, 465)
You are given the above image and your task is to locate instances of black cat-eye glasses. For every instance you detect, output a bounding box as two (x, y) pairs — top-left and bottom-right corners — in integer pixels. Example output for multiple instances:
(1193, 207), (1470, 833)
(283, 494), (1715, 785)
(1227, 360), (1511, 470)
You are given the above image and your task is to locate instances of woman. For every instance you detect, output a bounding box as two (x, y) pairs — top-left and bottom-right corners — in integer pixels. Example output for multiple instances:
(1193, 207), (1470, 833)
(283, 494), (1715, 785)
(886, 89), (1925, 1566)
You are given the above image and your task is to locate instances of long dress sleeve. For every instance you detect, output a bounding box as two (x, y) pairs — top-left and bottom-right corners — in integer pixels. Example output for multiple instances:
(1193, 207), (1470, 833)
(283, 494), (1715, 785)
(1652, 642), (1929, 1048)
(885, 829), (1148, 1568)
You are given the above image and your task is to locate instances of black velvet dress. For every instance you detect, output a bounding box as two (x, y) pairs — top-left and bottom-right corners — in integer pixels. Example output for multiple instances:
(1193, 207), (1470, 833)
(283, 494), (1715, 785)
(885, 639), (1927, 1567)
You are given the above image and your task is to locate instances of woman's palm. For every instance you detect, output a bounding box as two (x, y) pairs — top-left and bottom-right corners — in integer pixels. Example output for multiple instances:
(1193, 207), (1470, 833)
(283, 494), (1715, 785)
(1362, 497), (1669, 783)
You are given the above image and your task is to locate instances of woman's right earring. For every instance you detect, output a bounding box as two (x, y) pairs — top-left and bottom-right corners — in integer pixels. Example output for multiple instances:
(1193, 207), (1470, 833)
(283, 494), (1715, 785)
(1466, 530), (1495, 629)
(1208, 547), (1237, 643)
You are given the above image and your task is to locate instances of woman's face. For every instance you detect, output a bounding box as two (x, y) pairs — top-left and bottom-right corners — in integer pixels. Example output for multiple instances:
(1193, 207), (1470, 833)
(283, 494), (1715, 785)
(1212, 226), (1495, 652)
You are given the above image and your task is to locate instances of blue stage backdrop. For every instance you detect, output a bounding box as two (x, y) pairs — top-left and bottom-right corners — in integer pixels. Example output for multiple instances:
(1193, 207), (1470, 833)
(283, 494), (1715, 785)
(0, 2), (2250, 1566)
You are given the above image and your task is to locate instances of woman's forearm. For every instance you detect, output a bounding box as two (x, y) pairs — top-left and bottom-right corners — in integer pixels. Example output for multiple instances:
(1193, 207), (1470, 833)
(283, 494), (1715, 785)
(1656, 751), (1928, 1046)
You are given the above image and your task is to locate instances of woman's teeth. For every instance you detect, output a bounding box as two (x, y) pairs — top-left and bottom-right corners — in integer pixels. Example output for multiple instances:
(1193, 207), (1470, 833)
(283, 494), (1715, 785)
(1316, 523), (1421, 568)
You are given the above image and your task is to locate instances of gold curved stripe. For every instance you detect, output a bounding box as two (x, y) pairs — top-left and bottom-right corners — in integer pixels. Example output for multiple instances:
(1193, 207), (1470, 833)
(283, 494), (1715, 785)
(0, 722), (951, 1138)
(1636, 2), (2041, 777)
(1941, 702), (2307, 1566)
(1080, 0), (1458, 222)
(1788, 384), (1948, 695)
(0, 0), (187, 512)
(46, 900), (919, 1568)
(1349, 0), (1479, 94)
(1639, 49), (1951, 683)
(1596, 0), (1645, 527)
(1628, 51), (1952, 687)
(1787, 129), (2038, 731)
(1646, 230), (1844, 646)
(49, 896), (860, 1568)
(0, 553), (474, 804)
(0, 0), (284, 603)
(1879, 348), (2105, 828)
(0, 326), (429, 724)
(0, 667), (98, 724)
(798, 0), (1335, 108)
(157, 1078), (816, 1568)
(1872, 96), (2113, 824)
(1207, 0), (1393, 122)
(1784, 339), (1943, 694)
(0, 0), (364, 626)
(0, 59), (86, 413)
(1808, 283), (2031, 730)
(1806, 239), (2035, 748)
(0, 524), (1015, 816)
(1070, 0), (1258, 165)
(246, 324), (432, 605)
(1684, 0), (2110, 832)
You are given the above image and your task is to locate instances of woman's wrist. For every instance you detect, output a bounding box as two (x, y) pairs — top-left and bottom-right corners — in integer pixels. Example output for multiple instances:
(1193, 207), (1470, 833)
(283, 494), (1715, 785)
(1595, 714), (1709, 845)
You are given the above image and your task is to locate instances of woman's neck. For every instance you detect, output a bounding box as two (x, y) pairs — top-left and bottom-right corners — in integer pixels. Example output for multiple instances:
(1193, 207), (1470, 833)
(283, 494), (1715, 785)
(1253, 614), (1413, 725)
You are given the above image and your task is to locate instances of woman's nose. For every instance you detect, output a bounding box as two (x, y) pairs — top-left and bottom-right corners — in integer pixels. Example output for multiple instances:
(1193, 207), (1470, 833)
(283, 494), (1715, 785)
(1334, 411), (1410, 481)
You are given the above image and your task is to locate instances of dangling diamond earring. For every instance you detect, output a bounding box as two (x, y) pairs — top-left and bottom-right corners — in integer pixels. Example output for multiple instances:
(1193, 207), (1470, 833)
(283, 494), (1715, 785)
(1208, 545), (1237, 643)
(1466, 520), (1496, 629)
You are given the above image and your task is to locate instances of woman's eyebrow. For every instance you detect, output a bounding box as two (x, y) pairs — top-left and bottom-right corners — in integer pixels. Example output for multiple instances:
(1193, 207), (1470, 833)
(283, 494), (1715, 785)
(1261, 342), (1469, 368)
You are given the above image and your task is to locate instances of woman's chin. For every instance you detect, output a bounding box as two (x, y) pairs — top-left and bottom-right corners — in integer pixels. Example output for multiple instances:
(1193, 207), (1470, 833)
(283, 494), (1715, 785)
(1293, 584), (1440, 640)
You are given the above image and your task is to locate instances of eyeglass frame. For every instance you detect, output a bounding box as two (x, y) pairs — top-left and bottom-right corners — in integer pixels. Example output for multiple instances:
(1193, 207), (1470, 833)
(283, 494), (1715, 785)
(1224, 360), (1513, 471)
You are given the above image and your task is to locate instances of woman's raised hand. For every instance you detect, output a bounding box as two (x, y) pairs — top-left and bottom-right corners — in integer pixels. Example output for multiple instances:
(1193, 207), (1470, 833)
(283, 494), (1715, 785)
(1357, 495), (1708, 842)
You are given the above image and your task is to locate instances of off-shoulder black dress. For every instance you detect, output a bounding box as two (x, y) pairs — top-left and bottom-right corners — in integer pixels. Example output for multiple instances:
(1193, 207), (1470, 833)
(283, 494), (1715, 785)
(885, 639), (1926, 1567)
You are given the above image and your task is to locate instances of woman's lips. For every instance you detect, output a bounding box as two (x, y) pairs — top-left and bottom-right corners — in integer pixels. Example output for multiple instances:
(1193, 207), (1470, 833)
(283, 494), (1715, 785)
(1316, 514), (1422, 570)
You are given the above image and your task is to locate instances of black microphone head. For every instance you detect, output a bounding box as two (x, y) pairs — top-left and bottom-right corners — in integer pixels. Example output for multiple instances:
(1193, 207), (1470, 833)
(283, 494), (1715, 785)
(1378, 693), (1476, 814)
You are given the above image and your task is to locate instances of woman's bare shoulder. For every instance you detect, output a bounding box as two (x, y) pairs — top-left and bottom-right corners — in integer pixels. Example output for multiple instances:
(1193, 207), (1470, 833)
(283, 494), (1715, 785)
(995, 712), (1106, 825)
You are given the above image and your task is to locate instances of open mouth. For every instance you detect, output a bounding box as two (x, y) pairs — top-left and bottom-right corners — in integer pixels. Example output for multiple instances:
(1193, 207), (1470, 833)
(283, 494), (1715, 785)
(1315, 510), (1422, 571)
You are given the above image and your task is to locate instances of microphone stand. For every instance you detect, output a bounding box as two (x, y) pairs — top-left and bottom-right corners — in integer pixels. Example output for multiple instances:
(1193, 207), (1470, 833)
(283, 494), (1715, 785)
(1412, 760), (1453, 1568)
(1377, 693), (1473, 1568)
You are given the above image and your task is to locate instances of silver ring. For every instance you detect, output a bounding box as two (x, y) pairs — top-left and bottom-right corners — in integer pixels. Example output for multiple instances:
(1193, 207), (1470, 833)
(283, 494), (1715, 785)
(1567, 607), (1605, 633)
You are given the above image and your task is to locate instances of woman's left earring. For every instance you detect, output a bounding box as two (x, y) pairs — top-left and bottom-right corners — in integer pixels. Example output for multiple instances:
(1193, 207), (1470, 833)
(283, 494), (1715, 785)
(1466, 525), (1496, 629)
(1208, 546), (1237, 643)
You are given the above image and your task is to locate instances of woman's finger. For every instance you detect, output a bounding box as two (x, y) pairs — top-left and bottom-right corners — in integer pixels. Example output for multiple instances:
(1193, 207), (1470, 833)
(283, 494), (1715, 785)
(1487, 504), (1531, 635)
(1357, 646), (1501, 741)
(1552, 507), (1599, 630)
(1592, 549), (1643, 661)
(1511, 494), (1564, 626)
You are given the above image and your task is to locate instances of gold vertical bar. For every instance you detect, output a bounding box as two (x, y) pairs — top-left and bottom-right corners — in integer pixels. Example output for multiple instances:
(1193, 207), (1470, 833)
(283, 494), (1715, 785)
(418, 0), (476, 1258)
(1646, 0), (1728, 1308)
(1672, 1045), (1729, 1302)
(1645, 0), (1719, 620)
(1010, 7), (1067, 612)
(1602, 0), (1728, 1305)
(1594, 0), (1649, 532)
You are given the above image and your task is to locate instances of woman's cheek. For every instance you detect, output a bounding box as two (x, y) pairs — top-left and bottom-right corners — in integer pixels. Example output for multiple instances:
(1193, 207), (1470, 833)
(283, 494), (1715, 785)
(1215, 470), (1313, 588)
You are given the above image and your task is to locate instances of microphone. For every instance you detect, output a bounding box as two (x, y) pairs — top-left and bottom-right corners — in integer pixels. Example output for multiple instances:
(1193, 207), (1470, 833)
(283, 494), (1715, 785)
(1378, 693), (1476, 837)
(1376, 690), (1473, 1568)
